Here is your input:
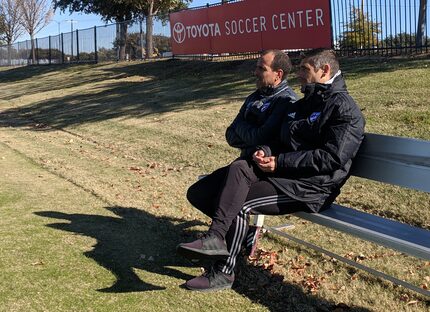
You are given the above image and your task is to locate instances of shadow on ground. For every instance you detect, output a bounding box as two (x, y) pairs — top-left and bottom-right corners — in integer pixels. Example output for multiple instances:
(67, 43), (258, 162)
(234, 259), (371, 312)
(1, 57), (429, 131)
(0, 59), (254, 130)
(36, 206), (202, 292)
(36, 206), (371, 311)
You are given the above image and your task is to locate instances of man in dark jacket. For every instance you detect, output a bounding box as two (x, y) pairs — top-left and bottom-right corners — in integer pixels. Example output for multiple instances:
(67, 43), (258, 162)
(226, 49), (297, 157)
(177, 49), (365, 292)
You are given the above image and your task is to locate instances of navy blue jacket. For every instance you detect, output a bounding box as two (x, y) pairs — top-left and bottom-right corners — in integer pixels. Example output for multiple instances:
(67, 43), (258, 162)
(260, 74), (365, 212)
(225, 80), (297, 157)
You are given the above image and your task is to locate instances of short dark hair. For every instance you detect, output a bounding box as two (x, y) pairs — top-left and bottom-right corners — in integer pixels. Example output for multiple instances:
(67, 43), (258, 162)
(262, 49), (292, 80)
(301, 48), (340, 77)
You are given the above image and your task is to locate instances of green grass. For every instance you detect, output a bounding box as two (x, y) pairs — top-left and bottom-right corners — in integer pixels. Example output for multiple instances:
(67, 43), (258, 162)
(0, 56), (429, 311)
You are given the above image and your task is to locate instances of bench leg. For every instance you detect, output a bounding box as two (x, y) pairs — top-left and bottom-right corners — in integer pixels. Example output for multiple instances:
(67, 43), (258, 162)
(252, 214), (265, 227)
(246, 215), (267, 257)
(246, 215), (295, 257)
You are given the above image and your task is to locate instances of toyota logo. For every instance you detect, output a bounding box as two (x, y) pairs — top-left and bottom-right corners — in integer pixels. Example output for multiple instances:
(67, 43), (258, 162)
(173, 22), (186, 44)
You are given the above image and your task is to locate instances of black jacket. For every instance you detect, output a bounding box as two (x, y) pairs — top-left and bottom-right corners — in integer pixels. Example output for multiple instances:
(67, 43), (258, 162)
(260, 74), (365, 212)
(226, 80), (297, 157)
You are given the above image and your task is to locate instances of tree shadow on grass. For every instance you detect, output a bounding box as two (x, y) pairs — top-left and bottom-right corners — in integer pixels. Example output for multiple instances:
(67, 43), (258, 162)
(1, 57), (428, 131)
(0, 59), (256, 102)
(36, 206), (370, 311)
(0, 60), (254, 130)
(0, 64), (70, 83)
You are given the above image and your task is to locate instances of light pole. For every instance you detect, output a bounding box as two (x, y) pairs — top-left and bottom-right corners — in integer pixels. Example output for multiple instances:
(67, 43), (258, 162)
(53, 20), (62, 49)
(66, 19), (78, 61)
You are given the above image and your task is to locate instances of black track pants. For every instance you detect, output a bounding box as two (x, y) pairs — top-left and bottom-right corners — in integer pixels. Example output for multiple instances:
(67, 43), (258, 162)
(186, 159), (307, 274)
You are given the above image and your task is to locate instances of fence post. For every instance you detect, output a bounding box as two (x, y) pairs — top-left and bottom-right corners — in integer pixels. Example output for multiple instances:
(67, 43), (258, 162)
(94, 26), (98, 63)
(76, 29), (80, 62)
(61, 33), (64, 64)
(49, 36), (52, 65)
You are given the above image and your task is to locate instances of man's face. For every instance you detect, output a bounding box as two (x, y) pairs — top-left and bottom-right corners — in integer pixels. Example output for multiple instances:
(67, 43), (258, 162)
(297, 60), (325, 86)
(254, 52), (281, 90)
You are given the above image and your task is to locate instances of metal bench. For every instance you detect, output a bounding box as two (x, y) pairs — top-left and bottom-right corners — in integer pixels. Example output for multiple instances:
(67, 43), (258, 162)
(257, 133), (430, 296)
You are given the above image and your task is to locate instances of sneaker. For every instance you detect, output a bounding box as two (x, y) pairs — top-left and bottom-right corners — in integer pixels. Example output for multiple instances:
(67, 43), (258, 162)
(177, 233), (230, 260)
(185, 266), (234, 292)
(243, 225), (262, 257)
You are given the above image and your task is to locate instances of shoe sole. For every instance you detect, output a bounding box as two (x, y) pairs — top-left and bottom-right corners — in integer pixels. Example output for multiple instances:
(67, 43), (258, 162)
(177, 245), (230, 261)
(185, 283), (233, 292)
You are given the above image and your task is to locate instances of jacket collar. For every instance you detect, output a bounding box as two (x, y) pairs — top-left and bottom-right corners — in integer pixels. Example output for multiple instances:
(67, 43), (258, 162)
(300, 73), (347, 100)
(258, 79), (289, 97)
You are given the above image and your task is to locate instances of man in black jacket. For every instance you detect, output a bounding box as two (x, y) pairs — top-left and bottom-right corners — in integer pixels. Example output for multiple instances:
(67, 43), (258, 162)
(225, 49), (297, 157)
(177, 49), (365, 292)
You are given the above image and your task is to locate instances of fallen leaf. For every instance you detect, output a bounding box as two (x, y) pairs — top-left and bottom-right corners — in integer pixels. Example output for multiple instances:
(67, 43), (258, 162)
(399, 293), (410, 302)
(129, 166), (143, 172)
(31, 261), (44, 266)
(269, 252), (277, 266)
(355, 253), (367, 262)
(344, 252), (355, 260)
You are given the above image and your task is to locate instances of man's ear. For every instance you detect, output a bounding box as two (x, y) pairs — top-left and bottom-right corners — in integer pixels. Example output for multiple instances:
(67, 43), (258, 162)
(321, 64), (331, 79)
(276, 69), (284, 81)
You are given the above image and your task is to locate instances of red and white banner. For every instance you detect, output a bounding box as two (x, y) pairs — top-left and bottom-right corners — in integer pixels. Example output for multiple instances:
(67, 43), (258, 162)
(169, 0), (332, 55)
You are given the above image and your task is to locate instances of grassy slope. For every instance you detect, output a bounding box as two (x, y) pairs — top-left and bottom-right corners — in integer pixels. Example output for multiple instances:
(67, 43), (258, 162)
(0, 57), (429, 312)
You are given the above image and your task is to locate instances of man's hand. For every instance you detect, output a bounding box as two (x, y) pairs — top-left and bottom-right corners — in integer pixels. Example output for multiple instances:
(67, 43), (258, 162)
(253, 150), (276, 173)
(253, 150), (265, 162)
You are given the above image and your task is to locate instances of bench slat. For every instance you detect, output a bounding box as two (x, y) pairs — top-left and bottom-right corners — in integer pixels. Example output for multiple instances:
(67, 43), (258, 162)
(293, 204), (430, 261)
(350, 133), (430, 193)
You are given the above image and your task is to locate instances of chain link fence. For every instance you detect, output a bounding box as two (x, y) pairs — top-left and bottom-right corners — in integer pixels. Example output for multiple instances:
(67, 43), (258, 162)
(0, 17), (171, 66)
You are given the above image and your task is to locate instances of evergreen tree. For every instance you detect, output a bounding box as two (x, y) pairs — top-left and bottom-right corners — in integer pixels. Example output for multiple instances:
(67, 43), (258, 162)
(339, 6), (381, 50)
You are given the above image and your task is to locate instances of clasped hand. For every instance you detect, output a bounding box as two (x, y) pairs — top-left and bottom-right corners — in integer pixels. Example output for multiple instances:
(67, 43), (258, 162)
(253, 150), (276, 172)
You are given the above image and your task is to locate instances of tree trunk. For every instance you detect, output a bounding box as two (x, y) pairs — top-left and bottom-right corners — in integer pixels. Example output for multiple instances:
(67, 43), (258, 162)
(145, 14), (154, 59)
(117, 22), (128, 61)
(31, 34), (36, 65)
(7, 43), (12, 66)
(145, 0), (155, 59)
(416, 0), (427, 47)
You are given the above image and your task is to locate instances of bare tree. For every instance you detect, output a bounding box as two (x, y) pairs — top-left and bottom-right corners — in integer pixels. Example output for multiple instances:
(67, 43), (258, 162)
(0, 0), (25, 65)
(20, 0), (53, 64)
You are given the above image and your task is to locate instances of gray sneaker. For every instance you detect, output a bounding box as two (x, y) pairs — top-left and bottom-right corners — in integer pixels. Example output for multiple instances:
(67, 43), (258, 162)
(185, 266), (234, 292)
(177, 234), (230, 260)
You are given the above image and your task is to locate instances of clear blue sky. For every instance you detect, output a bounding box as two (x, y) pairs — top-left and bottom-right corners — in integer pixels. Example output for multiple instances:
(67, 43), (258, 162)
(24, 0), (220, 40)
